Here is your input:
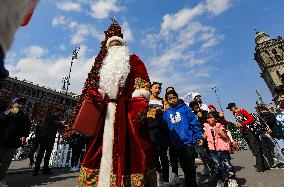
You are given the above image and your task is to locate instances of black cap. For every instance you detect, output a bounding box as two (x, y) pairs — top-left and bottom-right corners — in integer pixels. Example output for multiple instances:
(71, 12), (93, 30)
(226, 102), (236, 109)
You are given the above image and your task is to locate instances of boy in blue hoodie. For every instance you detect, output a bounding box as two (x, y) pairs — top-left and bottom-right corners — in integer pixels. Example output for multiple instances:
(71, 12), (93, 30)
(163, 90), (203, 187)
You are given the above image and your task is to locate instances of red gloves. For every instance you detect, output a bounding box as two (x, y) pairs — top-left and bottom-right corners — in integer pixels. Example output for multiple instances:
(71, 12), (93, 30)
(86, 88), (104, 106)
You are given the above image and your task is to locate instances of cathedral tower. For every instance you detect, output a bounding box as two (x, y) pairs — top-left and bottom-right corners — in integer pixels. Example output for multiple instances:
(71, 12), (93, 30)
(254, 30), (284, 100)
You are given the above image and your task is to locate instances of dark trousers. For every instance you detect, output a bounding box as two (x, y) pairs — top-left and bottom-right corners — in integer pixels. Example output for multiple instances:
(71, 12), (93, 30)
(0, 46), (8, 78)
(242, 131), (265, 169)
(71, 144), (83, 167)
(260, 134), (275, 167)
(0, 148), (17, 180)
(169, 145), (178, 175)
(34, 137), (55, 171)
(152, 143), (169, 182)
(28, 139), (40, 164)
(177, 146), (197, 187)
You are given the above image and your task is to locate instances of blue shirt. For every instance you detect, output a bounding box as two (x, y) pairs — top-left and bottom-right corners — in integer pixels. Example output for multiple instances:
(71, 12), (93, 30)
(163, 103), (202, 149)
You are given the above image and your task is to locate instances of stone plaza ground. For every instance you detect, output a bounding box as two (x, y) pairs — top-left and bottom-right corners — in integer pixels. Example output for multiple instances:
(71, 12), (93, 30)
(5, 150), (284, 187)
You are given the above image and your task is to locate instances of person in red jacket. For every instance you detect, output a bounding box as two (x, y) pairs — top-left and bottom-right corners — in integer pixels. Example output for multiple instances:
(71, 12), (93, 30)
(226, 103), (267, 172)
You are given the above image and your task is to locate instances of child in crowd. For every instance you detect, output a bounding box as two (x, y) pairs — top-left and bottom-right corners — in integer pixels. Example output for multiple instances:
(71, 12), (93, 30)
(163, 93), (180, 185)
(163, 90), (202, 187)
(203, 112), (237, 187)
(147, 82), (169, 185)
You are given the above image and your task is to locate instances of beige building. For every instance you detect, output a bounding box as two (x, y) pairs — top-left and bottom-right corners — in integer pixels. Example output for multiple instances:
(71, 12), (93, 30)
(254, 30), (284, 103)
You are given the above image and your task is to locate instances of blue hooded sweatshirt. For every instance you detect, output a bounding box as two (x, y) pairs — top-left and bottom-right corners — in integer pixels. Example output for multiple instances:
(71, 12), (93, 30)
(163, 102), (202, 150)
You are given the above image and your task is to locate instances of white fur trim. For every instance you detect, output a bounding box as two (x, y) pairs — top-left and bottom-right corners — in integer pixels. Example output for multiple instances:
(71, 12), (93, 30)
(98, 102), (116, 187)
(98, 88), (105, 99)
(106, 36), (125, 49)
(132, 89), (151, 101)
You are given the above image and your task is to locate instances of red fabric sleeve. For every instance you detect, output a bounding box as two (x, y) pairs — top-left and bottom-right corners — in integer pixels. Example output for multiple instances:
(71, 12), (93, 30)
(130, 54), (150, 83)
(239, 109), (255, 126)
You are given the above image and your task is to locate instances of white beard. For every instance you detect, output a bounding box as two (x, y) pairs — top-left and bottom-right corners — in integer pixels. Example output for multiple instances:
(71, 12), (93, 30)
(98, 46), (130, 187)
(99, 46), (130, 99)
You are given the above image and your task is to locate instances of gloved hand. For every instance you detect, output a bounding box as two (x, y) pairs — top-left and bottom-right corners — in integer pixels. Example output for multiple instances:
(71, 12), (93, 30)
(85, 87), (104, 106)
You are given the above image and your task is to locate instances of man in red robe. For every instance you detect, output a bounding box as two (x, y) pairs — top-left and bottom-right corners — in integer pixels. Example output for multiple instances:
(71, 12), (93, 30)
(77, 35), (156, 187)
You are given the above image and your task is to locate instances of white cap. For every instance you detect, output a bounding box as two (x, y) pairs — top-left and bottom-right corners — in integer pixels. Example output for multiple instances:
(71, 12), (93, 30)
(106, 36), (125, 49)
(189, 92), (201, 100)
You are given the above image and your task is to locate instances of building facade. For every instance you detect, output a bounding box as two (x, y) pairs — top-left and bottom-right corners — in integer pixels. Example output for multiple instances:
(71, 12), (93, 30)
(254, 30), (284, 102)
(0, 77), (78, 123)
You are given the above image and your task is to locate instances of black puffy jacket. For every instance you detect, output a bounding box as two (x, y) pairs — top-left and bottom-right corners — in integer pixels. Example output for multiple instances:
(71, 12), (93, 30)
(0, 110), (31, 148)
(260, 111), (284, 139)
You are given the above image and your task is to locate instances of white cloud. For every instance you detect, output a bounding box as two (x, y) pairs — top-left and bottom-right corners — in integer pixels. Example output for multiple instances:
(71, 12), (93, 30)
(89, 0), (122, 19)
(56, 1), (82, 12)
(122, 21), (134, 43)
(51, 16), (103, 45)
(205, 0), (231, 15)
(142, 0), (231, 96)
(161, 4), (205, 36)
(147, 22), (222, 70)
(23, 45), (45, 58)
(7, 45), (95, 94)
(52, 15), (67, 26)
(58, 44), (66, 51)
(159, 0), (232, 36)
(68, 22), (103, 45)
(200, 36), (222, 50)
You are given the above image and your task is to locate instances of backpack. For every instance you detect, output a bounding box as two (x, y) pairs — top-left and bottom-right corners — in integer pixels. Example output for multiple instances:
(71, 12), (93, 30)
(249, 113), (269, 135)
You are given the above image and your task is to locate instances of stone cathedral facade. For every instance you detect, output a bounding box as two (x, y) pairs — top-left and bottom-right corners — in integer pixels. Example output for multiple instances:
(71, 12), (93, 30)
(254, 30), (284, 102)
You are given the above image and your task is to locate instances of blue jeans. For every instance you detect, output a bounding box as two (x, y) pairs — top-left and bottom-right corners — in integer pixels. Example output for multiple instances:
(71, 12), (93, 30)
(209, 151), (235, 181)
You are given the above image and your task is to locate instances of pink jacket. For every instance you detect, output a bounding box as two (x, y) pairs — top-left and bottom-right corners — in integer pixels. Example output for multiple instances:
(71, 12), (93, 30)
(204, 123), (230, 151)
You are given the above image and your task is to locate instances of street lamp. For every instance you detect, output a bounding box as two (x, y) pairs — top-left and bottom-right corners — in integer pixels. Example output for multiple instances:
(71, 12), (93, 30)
(212, 86), (223, 111)
(61, 47), (80, 117)
(62, 47), (80, 94)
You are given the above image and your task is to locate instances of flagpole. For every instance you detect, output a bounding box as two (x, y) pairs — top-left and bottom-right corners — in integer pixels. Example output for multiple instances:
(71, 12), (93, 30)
(212, 87), (223, 111)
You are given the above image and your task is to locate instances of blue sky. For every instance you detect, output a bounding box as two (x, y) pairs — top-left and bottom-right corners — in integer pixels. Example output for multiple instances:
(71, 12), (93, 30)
(6, 0), (284, 121)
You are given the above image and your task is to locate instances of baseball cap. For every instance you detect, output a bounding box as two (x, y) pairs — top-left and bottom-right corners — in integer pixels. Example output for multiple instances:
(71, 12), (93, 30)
(226, 102), (236, 109)
(11, 97), (27, 104)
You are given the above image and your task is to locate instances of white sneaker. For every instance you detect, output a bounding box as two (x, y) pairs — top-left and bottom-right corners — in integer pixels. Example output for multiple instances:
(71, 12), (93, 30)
(69, 167), (75, 172)
(158, 181), (170, 187)
(157, 172), (163, 185)
(74, 166), (80, 172)
(216, 180), (224, 187)
(169, 173), (179, 185)
(228, 179), (239, 187)
(0, 180), (8, 187)
(196, 175), (201, 186)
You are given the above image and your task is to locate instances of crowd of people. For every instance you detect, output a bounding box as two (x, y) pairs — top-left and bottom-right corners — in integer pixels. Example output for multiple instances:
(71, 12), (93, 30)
(0, 10), (283, 186)
(145, 83), (284, 187)
(0, 98), (88, 186)
(0, 84), (283, 187)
